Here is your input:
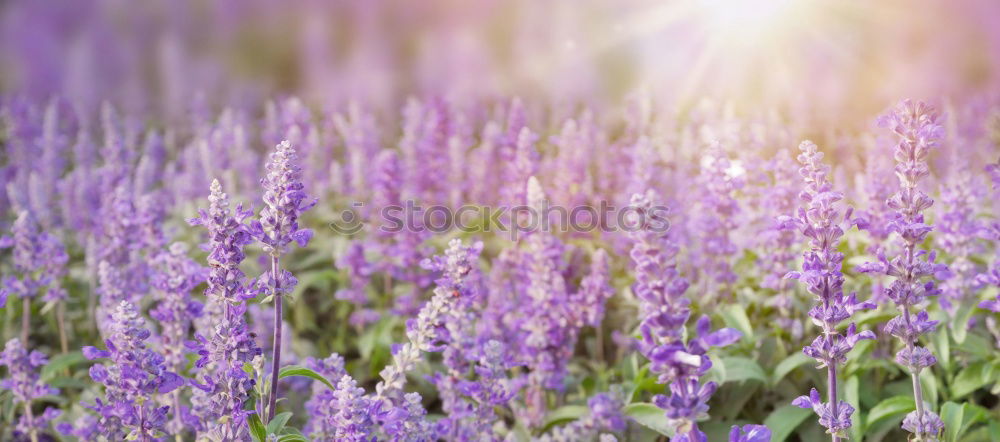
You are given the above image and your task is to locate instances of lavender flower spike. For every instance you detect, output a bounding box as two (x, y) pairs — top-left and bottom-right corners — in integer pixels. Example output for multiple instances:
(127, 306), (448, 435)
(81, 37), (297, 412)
(858, 100), (948, 440)
(627, 190), (741, 441)
(1, 210), (69, 343)
(977, 157), (1000, 313)
(188, 178), (263, 439)
(251, 140), (316, 422)
(82, 301), (183, 441)
(729, 424), (772, 442)
(377, 239), (483, 397)
(1, 339), (60, 442)
(784, 140), (875, 440)
(372, 239), (483, 440)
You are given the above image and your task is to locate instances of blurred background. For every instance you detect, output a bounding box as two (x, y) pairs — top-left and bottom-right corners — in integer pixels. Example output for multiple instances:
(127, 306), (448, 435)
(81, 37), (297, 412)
(2, 0), (999, 126)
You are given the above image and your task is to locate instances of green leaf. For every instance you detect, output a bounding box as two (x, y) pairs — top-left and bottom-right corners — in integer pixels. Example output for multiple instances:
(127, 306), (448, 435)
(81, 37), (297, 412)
(952, 403), (988, 441)
(844, 376), (863, 442)
(950, 303), (975, 344)
(702, 354), (726, 386)
(951, 361), (994, 398)
(866, 396), (915, 431)
(624, 402), (674, 436)
(763, 404), (812, 442)
(248, 413), (267, 442)
(954, 334), (993, 360)
(989, 419), (1000, 442)
(267, 411), (293, 435)
(934, 324), (952, 372)
(277, 435), (308, 442)
(770, 352), (812, 386)
(41, 351), (88, 381)
(920, 369), (938, 408)
(721, 356), (767, 384)
(540, 405), (588, 432)
(45, 376), (89, 390)
(720, 305), (753, 341)
(278, 365), (336, 390)
(941, 402), (964, 442)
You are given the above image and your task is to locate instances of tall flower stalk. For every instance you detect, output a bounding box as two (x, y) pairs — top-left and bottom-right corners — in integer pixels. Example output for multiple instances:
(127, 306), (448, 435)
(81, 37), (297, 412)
(188, 178), (262, 439)
(977, 157), (1000, 330)
(250, 140), (316, 422)
(1, 210), (68, 343)
(627, 189), (742, 441)
(858, 100), (948, 439)
(784, 141), (875, 441)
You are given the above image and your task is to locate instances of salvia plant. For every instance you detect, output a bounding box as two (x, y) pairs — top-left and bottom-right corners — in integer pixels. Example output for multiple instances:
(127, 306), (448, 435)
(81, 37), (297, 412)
(857, 101), (950, 440)
(783, 140), (875, 440)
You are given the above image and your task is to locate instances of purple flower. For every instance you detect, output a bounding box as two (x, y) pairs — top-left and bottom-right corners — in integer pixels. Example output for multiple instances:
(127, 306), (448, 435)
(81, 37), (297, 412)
(977, 157), (1000, 313)
(628, 190), (690, 347)
(1, 210), (68, 299)
(861, 100), (946, 439)
(538, 392), (626, 441)
(1, 339), (60, 439)
(251, 140), (317, 256)
(502, 127), (540, 207)
(654, 378), (717, 423)
(379, 391), (438, 440)
(445, 340), (518, 438)
(82, 301), (182, 440)
(150, 242), (206, 370)
(691, 143), (744, 287)
(303, 353), (349, 439)
(785, 140), (874, 437)
(935, 165), (985, 312)
(336, 241), (377, 326)
(377, 239), (484, 398)
(627, 189), (739, 440)
(188, 302), (262, 439)
(188, 179), (263, 438)
(420, 238), (484, 302)
(511, 178), (582, 426)
(572, 249), (615, 328)
(793, 388), (855, 433)
(902, 409), (945, 436)
(368, 148), (432, 309)
(329, 375), (376, 441)
(729, 424), (772, 442)
(366, 239), (484, 437)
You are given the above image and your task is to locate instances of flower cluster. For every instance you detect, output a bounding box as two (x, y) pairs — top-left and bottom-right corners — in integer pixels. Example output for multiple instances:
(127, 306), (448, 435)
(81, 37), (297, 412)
(252, 140), (317, 257)
(187, 179), (263, 439)
(859, 100), (948, 439)
(80, 301), (183, 440)
(978, 157), (1000, 314)
(252, 140), (316, 422)
(935, 165), (984, 312)
(784, 140), (875, 438)
(149, 242), (206, 370)
(537, 392), (626, 441)
(628, 189), (743, 440)
(302, 353), (349, 439)
(692, 143), (744, 289)
(1, 339), (61, 440)
(0, 211), (69, 340)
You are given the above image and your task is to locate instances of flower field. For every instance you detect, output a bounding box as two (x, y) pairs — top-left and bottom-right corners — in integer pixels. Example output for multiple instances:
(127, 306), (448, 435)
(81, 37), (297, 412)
(1, 1), (1000, 441)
